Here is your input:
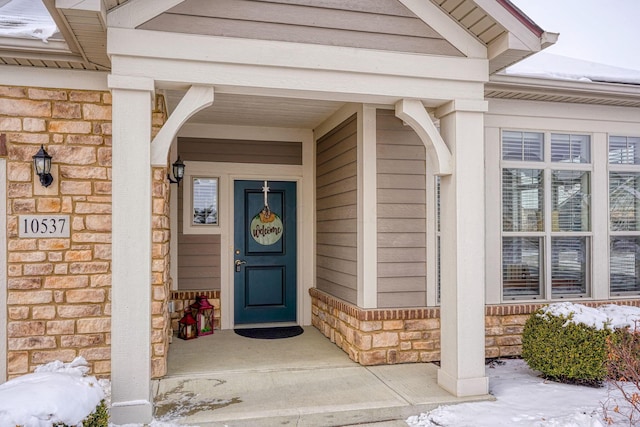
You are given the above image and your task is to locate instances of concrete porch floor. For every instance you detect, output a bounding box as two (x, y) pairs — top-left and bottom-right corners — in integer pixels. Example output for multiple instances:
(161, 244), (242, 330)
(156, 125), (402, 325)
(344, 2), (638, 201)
(153, 326), (491, 426)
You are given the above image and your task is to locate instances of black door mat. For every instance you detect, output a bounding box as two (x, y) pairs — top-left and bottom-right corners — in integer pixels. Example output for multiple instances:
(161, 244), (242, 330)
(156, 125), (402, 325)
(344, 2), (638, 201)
(234, 325), (304, 339)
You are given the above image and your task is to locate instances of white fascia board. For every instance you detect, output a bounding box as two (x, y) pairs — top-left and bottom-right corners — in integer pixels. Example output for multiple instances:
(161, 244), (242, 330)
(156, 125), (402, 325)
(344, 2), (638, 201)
(398, 0), (486, 59)
(0, 65), (108, 90)
(473, 0), (542, 52)
(487, 32), (528, 61)
(56, 0), (102, 10)
(112, 55), (485, 106)
(107, 28), (488, 84)
(107, 0), (185, 28)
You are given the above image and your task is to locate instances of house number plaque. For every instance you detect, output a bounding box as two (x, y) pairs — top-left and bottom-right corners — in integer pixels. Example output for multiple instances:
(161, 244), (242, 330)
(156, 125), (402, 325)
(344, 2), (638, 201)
(19, 215), (70, 238)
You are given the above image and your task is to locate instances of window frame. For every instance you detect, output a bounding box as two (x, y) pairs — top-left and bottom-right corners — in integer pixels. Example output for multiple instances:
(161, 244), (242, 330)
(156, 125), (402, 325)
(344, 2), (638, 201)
(182, 174), (222, 235)
(500, 130), (593, 301)
(608, 135), (640, 296)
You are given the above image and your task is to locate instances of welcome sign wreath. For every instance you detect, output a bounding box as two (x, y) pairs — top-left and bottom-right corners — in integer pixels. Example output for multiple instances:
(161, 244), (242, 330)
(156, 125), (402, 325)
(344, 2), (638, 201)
(250, 181), (283, 245)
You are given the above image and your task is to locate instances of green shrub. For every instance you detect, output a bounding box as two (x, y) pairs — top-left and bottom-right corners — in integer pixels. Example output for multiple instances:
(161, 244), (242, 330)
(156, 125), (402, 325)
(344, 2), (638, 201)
(522, 308), (613, 385)
(53, 400), (109, 427)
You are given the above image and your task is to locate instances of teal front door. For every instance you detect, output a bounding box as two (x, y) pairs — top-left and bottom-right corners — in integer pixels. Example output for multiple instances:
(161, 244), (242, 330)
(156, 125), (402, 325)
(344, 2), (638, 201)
(234, 180), (297, 325)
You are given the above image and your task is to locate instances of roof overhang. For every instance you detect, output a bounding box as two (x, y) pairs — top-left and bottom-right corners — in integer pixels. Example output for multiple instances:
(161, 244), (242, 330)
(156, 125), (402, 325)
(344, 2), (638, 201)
(487, 74), (640, 108)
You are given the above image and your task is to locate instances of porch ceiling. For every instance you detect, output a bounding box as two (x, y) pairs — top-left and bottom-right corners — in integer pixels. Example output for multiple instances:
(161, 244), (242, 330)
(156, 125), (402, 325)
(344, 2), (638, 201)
(165, 90), (346, 129)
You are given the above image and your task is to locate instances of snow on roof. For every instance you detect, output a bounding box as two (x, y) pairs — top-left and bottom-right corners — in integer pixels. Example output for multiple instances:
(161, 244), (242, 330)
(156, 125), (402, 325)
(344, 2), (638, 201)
(503, 52), (640, 85)
(0, 0), (58, 42)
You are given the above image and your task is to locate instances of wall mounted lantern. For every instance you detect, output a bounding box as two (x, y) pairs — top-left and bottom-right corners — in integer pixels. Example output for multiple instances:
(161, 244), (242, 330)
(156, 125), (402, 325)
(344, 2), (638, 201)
(167, 156), (185, 186)
(33, 144), (53, 188)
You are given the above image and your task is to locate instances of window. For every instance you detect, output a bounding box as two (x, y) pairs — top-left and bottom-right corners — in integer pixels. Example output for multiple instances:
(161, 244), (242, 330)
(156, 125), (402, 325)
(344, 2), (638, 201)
(609, 136), (640, 295)
(192, 177), (218, 226)
(501, 131), (591, 299)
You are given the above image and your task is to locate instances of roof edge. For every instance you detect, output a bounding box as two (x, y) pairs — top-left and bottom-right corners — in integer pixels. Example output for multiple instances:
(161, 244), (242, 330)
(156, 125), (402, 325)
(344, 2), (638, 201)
(496, 0), (544, 38)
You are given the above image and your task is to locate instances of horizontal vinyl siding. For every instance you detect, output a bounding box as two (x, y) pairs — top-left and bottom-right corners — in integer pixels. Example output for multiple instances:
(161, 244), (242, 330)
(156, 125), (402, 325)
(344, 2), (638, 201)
(177, 185), (221, 290)
(175, 137), (301, 290)
(316, 115), (358, 304)
(178, 137), (302, 165)
(142, 0), (462, 57)
(376, 109), (427, 308)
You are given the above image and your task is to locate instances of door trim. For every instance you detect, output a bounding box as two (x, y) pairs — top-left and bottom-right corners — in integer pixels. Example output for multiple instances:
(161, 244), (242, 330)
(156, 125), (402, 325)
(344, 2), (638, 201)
(177, 160), (312, 329)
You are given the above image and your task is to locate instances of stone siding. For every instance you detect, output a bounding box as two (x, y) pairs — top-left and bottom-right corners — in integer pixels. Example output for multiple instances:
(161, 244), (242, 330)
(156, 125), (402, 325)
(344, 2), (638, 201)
(2, 85), (169, 379)
(310, 288), (640, 365)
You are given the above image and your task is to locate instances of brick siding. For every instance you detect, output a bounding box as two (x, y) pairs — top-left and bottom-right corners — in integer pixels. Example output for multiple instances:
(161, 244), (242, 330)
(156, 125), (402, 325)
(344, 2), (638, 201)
(169, 290), (221, 333)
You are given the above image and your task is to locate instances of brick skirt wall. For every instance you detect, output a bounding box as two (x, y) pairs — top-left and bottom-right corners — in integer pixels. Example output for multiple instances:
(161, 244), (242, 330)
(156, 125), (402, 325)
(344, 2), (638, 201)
(310, 288), (640, 365)
(169, 291), (221, 334)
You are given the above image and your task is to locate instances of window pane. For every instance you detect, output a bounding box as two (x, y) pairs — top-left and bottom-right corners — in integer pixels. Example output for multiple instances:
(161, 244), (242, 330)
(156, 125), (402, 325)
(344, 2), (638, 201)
(552, 170), (590, 232)
(610, 172), (640, 231)
(502, 131), (543, 161)
(551, 133), (591, 163)
(502, 169), (543, 232)
(192, 177), (218, 225)
(503, 237), (542, 297)
(609, 135), (640, 165)
(551, 237), (587, 296)
(610, 237), (640, 294)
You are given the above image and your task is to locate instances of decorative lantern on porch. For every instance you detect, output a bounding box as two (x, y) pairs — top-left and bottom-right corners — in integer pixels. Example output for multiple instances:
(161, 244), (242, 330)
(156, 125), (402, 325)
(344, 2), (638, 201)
(177, 309), (197, 340)
(193, 295), (215, 336)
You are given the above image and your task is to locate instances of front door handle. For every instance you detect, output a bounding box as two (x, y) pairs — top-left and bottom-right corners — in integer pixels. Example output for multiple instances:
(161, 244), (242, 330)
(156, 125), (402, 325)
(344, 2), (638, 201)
(235, 259), (247, 272)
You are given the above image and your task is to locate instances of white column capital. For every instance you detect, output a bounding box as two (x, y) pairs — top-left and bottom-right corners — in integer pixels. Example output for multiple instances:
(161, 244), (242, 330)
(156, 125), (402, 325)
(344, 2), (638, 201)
(108, 75), (155, 96)
(435, 99), (488, 118)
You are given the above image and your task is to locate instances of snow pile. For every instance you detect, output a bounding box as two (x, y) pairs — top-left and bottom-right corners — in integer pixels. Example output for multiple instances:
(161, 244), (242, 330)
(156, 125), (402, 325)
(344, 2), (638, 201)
(0, 0), (58, 42)
(539, 302), (640, 331)
(0, 357), (105, 427)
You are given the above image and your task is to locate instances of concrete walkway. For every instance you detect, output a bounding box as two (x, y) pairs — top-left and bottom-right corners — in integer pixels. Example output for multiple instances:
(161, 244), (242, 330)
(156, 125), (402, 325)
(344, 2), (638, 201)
(153, 327), (491, 426)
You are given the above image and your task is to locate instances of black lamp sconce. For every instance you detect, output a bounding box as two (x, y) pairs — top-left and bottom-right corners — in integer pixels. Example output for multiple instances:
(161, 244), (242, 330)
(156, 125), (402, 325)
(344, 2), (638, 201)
(33, 145), (53, 188)
(167, 156), (185, 186)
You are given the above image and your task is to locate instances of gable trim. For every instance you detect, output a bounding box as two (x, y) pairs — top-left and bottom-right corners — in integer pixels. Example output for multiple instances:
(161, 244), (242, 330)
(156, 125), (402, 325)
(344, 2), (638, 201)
(398, 0), (486, 59)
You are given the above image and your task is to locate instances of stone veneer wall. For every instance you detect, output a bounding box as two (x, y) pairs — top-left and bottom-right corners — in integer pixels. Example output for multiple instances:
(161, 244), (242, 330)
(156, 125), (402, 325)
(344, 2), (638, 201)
(1, 85), (169, 379)
(310, 288), (640, 365)
(150, 96), (170, 378)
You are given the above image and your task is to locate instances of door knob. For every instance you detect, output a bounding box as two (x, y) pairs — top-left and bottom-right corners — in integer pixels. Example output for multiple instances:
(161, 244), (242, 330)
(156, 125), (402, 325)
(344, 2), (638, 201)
(235, 259), (247, 272)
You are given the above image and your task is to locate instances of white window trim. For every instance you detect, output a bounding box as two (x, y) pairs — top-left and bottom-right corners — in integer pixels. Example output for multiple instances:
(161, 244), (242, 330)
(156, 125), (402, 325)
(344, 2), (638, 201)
(183, 175), (221, 234)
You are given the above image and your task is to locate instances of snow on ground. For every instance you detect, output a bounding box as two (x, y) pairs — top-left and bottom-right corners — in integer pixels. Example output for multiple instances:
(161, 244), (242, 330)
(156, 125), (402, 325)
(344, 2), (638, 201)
(407, 303), (640, 427)
(0, 357), (104, 427)
(0, 303), (638, 427)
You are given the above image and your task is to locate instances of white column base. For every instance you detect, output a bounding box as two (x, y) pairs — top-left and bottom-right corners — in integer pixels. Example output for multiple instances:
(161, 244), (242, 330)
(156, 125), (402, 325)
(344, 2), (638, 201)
(110, 400), (153, 425)
(437, 368), (489, 397)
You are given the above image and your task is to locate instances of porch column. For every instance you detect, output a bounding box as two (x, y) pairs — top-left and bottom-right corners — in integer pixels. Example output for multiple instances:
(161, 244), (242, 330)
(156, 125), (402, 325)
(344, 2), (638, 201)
(435, 100), (489, 397)
(108, 75), (155, 423)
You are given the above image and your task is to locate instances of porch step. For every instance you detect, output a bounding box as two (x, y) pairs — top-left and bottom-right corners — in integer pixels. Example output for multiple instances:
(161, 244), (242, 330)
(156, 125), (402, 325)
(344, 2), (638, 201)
(152, 364), (491, 427)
